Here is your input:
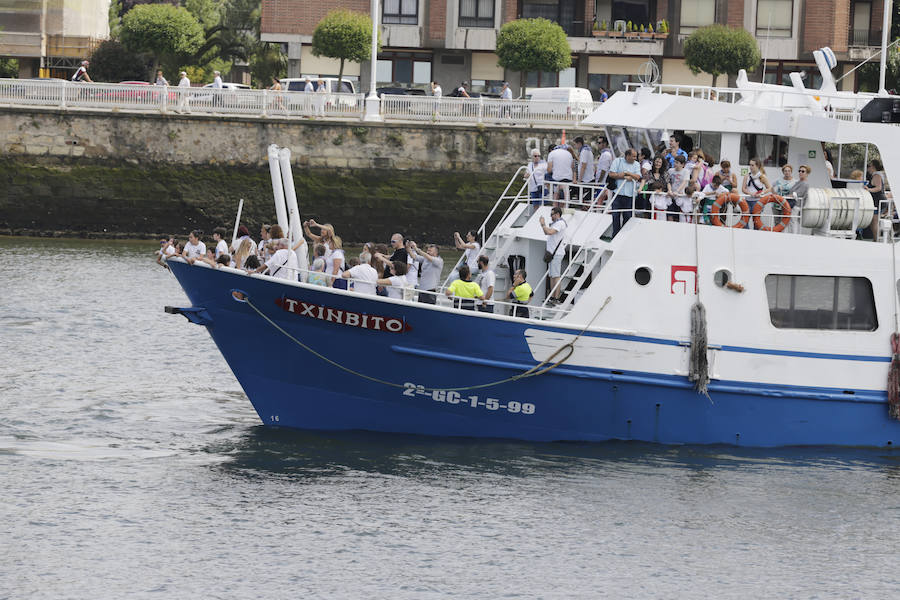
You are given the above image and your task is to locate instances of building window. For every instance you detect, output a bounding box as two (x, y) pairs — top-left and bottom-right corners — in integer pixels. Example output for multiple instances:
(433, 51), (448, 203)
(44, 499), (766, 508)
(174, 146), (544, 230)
(765, 275), (878, 331)
(459, 0), (495, 28)
(851, 1), (873, 45)
(526, 66), (575, 89)
(610, 0), (654, 29)
(680, 0), (716, 35)
(522, 0), (585, 36)
(383, 0), (418, 25)
(376, 52), (432, 86)
(757, 0), (793, 38)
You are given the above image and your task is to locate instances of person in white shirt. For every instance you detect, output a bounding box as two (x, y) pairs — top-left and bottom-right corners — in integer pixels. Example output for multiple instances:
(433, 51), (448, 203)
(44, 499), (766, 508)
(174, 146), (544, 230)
(155, 70), (168, 86)
(431, 81), (442, 98)
(177, 71), (191, 113)
(476, 255), (496, 313)
(594, 135), (614, 205)
(409, 242), (443, 304)
(181, 230), (206, 263)
(574, 136), (595, 205)
(257, 238), (298, 281)
(609, 148), (642, 235)
(524, 148), (547, 210)
(404, 240), (420, 287)
(540, 207), (567, 304)
(546, 144), (575, 207)
(315, 79), (327, 116)
(499, 81), (513, 119)
(341, 251), (378, 295)
(454, 230), (481, 271)
(328, 237), (346, 289)
(72, 60), (92, 83)
(257, 224), (271, 257)
(211, 70), (223, 110)
(212, 227), (229, 258)
(456, 82), (470, 98)
(376, 261), (409, 299)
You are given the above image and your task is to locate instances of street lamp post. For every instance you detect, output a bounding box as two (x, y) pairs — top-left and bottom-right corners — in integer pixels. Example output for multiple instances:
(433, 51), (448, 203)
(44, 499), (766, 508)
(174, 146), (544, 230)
(364, 0), (383, 122)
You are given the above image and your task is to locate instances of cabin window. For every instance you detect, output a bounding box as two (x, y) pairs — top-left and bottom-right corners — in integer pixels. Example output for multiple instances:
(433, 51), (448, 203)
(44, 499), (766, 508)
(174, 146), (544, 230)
(739, 133), (788, 167)
(765, 275), (878, 331)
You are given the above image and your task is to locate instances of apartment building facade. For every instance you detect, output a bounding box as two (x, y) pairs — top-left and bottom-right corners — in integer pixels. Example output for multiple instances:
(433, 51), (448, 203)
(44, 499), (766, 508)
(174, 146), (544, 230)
(263, 0), (889, 97)
(0, 0), (110, 78)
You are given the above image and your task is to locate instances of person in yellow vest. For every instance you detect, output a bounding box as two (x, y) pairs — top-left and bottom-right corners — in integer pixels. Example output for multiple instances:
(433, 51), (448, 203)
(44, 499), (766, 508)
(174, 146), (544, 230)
(507, 269), (533, 318)
(445, 265), (483, 310)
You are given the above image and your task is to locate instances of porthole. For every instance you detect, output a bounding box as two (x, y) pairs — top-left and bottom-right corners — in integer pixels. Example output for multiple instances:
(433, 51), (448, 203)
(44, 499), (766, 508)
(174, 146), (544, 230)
(713, 269), (732, 287)
(634, 267), (652, 286)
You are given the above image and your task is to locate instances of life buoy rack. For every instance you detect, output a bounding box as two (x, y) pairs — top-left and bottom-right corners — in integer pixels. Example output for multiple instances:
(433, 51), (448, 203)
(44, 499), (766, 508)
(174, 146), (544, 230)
(751, 194), (792, 232)
(711, 192), (750, 228)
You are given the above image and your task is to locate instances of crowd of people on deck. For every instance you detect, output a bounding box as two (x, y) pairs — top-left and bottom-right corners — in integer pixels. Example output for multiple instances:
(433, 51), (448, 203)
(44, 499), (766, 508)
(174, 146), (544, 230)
(156, 221), (537, 316)
(521, 132), (891, 237)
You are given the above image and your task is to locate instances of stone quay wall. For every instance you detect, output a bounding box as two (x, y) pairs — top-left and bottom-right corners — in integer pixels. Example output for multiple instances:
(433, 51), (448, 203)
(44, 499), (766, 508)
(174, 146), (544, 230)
(0, 107), (598, 242)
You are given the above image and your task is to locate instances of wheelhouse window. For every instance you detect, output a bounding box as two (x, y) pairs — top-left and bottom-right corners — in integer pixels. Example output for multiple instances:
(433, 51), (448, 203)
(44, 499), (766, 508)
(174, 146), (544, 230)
(740, 133), (788, 167)
(459, 0), (495, 28)
(757, 0), (793, 38)
(383, 0), (418, 25)
(765, 275), (878, 331)
(680, 0), (716, 35)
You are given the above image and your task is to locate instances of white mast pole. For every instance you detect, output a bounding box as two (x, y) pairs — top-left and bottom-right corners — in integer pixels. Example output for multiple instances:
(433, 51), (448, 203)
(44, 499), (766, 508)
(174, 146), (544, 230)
(267, 144), (289, 233)
(879, 0), (891, 94)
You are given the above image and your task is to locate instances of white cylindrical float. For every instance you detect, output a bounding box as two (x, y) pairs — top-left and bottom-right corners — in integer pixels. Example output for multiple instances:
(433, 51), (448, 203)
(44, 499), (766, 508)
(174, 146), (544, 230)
(801, 187), (875, 230)
(267, 144), (289, 233)
(278, 147), (309, 281)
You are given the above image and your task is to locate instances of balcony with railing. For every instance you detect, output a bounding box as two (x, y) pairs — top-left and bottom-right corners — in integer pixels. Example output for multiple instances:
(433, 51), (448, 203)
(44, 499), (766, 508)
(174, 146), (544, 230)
(848, 27), (882, 60)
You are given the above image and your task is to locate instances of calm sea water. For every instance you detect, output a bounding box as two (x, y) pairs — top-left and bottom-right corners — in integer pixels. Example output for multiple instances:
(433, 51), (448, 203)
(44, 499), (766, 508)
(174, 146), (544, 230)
(3, 236), (900, 599)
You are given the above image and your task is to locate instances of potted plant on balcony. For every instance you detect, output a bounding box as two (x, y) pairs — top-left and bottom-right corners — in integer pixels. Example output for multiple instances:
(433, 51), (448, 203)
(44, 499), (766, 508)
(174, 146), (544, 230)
(595, 20), (608, 37)
(625, 21), (639, 39)
(655, 20), (669, 40)
(640, 24), (653, 40)
(610, 20), (625, 38)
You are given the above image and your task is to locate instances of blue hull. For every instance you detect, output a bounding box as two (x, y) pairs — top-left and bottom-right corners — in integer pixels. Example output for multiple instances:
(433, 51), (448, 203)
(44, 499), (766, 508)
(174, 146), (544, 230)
(167, 261), (900, 447)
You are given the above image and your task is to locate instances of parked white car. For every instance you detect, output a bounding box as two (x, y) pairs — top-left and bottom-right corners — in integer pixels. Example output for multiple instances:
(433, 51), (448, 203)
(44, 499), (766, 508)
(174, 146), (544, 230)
(192, 82), (253, 103)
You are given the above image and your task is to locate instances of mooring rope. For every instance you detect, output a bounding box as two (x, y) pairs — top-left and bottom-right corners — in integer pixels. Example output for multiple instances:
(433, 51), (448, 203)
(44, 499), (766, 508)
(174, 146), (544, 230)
(688, 217), (711, 399)
(242, 294), (611, 393)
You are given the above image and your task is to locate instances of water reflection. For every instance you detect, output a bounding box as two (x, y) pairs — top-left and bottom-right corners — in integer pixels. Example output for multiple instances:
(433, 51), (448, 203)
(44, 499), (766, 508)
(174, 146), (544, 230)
(210, 425), (900, 482)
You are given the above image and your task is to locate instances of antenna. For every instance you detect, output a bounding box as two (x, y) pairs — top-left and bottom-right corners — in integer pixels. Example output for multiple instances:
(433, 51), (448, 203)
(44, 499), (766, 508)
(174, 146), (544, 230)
(761, 9), (773, 82)
(879, 0), (890, 94)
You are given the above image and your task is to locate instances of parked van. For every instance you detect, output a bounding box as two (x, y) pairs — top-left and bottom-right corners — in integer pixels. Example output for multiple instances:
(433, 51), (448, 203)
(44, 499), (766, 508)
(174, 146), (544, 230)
(526, 87), (594, 118)
(280, 77), (357, 94)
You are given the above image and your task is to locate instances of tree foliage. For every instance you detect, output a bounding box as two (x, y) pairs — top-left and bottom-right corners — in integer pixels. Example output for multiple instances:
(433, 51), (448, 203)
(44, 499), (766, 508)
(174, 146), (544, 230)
(683, 24), (761, 85)
(496, 19), (572, 96)
(120, 4), (204, 79)
(0, 57), (18, 79)
(89, 40), (149, 82)
(311, 10), (377, 87)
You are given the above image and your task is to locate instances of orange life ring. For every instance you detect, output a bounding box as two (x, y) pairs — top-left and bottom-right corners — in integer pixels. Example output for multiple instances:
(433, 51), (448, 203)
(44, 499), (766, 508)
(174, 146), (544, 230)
(751, 194), (792, 232)
(711, 192), (750, 228)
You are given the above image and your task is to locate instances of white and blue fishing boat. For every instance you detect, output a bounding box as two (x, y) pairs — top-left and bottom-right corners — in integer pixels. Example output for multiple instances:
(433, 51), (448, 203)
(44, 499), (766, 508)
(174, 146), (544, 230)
(166, 45), (900, 447)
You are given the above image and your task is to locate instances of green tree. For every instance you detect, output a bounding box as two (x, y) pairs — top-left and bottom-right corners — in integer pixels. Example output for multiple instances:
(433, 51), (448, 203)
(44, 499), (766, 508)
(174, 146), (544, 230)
(496, 18), (571, 97)
(0, 57), (18, 78)
(311, 10), (377, 89)
(120, 4), (204, 81)
(683, 24), (761, 86)
(89, 40), (149, 82)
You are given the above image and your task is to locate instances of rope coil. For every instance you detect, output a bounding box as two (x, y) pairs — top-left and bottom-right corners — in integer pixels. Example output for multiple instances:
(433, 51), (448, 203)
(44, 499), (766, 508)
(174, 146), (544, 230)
(242, 294), (611, 394)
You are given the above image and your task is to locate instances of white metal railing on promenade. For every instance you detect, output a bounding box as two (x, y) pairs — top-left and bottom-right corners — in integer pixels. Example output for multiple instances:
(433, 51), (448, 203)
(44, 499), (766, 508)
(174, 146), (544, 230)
(0, 78), (600, 127)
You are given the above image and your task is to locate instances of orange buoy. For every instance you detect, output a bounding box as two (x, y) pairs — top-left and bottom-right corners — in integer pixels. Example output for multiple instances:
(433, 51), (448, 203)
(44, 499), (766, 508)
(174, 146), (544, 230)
(710, 192), (750, 228)
(751, 194), (792, 232)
